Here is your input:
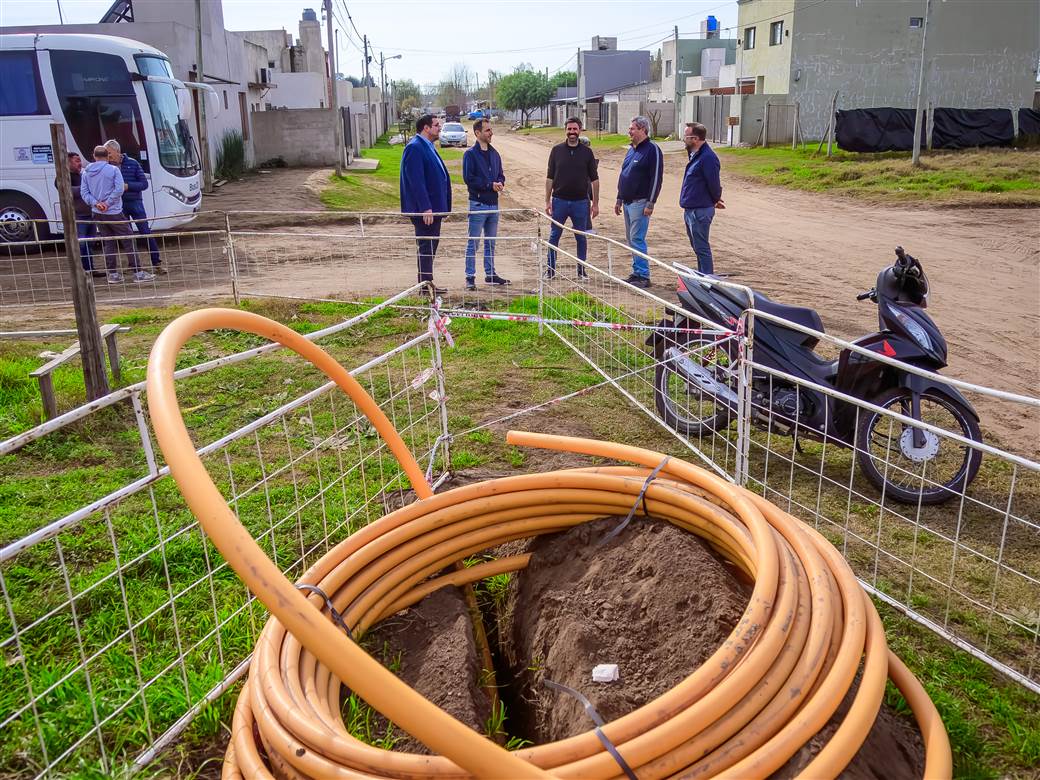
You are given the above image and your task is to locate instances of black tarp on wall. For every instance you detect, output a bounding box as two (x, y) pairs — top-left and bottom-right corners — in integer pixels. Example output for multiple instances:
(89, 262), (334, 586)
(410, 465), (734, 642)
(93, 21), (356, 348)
(835, 108), (916, 152)
(1018, 108), (1040, 139)
(931, 108), (1014, 149)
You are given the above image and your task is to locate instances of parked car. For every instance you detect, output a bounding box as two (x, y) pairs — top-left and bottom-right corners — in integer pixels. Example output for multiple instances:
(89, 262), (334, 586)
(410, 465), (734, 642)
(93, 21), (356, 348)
(467, 109), (488, 120)
(440, 122), (468, 147)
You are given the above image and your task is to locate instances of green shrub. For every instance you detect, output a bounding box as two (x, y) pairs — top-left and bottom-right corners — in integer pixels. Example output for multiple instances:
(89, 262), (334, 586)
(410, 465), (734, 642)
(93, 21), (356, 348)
(215, 130), (246, 180)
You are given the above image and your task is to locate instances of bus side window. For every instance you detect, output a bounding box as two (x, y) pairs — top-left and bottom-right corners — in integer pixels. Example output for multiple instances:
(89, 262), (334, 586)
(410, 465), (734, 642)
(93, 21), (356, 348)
(0, 51), (49, 116)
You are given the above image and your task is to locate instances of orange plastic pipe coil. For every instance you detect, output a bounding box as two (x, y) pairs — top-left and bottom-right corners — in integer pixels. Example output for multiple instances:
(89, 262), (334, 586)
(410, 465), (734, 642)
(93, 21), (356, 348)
(146, 308), (952, 780)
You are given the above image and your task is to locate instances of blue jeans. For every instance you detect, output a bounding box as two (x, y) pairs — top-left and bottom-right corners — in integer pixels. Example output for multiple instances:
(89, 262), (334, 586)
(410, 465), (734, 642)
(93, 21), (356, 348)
(684, 207), (715, 274)
(622, 199), (651, 278)
(123, 200), (162, 267)
(546, 197), (590, 273)
(465, 202), (499, 278)
(75, 219), (96, 270)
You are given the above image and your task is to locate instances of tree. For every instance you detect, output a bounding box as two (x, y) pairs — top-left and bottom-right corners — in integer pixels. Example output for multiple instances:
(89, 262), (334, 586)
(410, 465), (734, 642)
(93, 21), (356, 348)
(437, 61), (473, 107)
(650, 48), (662, 83)
(394, 78), (423, 115)
(496, 69), (553, 127)
(549, 71), (577, 90)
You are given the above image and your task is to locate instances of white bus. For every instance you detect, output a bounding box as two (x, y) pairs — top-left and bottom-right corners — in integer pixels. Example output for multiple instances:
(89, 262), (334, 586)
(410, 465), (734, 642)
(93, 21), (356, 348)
(0, 33), (205, 243)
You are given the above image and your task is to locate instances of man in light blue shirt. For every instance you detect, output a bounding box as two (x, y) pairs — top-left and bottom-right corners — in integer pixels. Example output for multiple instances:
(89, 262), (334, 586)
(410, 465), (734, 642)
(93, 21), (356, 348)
(80, 145), (153, 284)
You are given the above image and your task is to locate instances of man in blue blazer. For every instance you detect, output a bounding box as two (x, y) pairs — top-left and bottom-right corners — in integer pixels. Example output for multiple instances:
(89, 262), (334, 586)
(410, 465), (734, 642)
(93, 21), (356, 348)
(400, 114), (452, 293)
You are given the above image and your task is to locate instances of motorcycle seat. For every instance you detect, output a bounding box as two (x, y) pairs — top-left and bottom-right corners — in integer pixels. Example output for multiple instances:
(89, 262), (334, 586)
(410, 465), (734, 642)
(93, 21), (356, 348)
(752, 292), (825, 335)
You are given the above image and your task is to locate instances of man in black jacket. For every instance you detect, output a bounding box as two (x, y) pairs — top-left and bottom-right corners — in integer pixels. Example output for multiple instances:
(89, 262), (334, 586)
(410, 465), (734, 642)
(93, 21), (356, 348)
(462, 119), (509, 290)
(545, 117), (599, 279)
(55, 152), (102, 276)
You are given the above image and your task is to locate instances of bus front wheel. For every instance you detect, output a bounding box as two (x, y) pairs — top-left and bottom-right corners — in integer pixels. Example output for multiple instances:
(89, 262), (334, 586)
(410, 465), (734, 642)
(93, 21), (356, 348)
(0, 193), (49, 244)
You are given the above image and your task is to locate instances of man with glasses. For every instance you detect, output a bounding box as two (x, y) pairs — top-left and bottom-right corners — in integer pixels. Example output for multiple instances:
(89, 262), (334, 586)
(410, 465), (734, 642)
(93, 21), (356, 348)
(462, 119), (510, 290)
(679, 123), (725, 274)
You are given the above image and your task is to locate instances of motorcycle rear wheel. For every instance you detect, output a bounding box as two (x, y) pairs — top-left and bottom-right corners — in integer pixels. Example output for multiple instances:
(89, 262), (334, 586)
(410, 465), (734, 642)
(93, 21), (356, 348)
(653, 336), (734, 438)
(855, 387), (983, 505)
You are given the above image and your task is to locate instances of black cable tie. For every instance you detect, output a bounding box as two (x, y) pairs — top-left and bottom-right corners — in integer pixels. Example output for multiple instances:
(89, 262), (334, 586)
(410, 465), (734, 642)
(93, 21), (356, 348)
(543, 678), (638, 780)
(598, 456), (670, 547)
(296, 583), (353, 639)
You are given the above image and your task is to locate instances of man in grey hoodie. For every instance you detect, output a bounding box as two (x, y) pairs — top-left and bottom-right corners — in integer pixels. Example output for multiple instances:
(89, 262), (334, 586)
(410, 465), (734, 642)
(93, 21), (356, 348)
(80, 145), (154, 284)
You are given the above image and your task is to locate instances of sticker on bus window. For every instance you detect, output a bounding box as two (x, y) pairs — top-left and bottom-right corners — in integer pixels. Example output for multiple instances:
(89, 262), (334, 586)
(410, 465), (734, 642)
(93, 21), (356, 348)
(31, 145), (53, 164)
(14, 147), (31, 162)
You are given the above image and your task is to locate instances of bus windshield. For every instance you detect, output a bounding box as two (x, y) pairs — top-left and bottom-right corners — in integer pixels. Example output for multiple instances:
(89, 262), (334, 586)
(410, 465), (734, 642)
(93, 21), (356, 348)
(136, 55), (200, 178)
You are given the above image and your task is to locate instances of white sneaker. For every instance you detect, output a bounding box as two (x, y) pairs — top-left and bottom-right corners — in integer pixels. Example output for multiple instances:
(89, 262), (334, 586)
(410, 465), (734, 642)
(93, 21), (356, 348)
(107, 272), (123, 284)
(133, 271), (156, 283)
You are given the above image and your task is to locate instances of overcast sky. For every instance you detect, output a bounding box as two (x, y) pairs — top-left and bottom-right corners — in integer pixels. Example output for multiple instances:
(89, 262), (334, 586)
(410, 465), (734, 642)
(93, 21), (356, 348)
(4, 0), (740, 85)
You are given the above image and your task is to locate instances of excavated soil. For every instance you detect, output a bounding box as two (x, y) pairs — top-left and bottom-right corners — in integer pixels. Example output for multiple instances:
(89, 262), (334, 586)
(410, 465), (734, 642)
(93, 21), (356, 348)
(362, 510), (924, 777)
(360, 586), (490, 755)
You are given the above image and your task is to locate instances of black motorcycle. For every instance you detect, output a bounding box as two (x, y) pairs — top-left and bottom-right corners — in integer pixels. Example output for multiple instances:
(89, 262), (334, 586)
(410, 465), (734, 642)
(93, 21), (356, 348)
(649, 248), (983, 505)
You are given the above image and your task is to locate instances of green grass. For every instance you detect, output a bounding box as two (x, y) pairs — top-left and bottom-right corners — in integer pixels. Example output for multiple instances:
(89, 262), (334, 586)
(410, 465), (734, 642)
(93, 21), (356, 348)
(320, 134), (465, 211)
(2, 295), (1038, 777)
(717, 145), (1040, 205)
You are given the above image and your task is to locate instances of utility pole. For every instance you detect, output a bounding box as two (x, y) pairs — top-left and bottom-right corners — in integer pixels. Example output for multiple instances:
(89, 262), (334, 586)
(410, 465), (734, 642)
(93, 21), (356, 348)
(50, 123), (109, 400)
(673, 25), (680, 138)
(324, 0), (344, 175)
(911, 0), (932, 167)
(363, 35), (374, 146)
(194, 0), (213, 192)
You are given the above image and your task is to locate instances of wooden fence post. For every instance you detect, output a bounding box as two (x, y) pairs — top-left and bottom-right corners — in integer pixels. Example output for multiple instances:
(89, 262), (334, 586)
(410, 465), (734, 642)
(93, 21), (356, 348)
(50, 123), (109, 400)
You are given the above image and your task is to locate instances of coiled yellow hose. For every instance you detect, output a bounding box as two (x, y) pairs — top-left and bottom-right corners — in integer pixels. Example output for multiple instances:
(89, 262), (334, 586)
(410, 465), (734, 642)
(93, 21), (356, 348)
(146, 309), (952, 779)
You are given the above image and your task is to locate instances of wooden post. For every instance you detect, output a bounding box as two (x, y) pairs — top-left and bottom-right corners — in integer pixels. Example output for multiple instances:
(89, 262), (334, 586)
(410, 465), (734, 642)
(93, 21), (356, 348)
(50, 123), (109, 399)
(792, 101), (800, 150)
(762, 100), (769, 147)
(826, 91), (838, 158)
(926, 99), (934, 151)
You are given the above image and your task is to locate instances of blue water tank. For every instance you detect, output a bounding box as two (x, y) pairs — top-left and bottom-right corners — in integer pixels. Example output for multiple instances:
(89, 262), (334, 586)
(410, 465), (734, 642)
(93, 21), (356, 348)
(706, 15), (718, 32)
(302, 8), (318, 22)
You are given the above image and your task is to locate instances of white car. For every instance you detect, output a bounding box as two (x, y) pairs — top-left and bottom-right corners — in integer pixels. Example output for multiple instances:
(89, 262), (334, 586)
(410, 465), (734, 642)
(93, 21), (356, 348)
(440, 122), (468, 147)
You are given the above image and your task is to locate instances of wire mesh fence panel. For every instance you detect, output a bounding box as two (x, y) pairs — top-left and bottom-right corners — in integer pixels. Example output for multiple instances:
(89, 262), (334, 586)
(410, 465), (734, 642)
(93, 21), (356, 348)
(229, 210), (544, 308)
(0, 224), (234, 313)
(0, 304), (450, 778)
(538, 232), (742, 478)
(739, 361), (1040, 691)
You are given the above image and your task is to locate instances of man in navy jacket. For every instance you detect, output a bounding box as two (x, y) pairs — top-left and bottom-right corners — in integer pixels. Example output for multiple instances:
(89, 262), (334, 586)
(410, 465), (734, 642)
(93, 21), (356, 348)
(400, 115), (451, 293)
(461, 119), (509, 289)
(614, 116), (663, 288)
(105, 140), (165, 274)
(679, 123), (725, 274)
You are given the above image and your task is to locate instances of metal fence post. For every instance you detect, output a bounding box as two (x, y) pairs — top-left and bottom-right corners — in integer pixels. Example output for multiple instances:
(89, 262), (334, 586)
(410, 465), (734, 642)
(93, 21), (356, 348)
(224, 212), (240, 305)
(537, 214), (545, 337)
(431, 323), (451, 476)
(734, 309), (756, 486)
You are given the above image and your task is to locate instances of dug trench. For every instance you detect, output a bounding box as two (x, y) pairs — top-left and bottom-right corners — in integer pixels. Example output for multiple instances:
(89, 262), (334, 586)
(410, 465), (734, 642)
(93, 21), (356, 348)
(351, 474), (926, 777)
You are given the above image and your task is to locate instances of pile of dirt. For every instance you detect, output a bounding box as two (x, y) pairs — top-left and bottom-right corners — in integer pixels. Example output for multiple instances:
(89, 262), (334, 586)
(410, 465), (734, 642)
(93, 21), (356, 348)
(360, 586), (490, 754)
(499, 517), (751, 742)
(358, 512), (924, 777)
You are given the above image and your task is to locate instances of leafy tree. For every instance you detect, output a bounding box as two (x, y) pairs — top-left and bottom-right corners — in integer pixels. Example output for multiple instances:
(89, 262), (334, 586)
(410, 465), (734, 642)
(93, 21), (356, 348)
(394, 78), (423, 115)
(496, 69), (553, 127)
(549, 71), (577, 90)
(650, 48), (662, 83)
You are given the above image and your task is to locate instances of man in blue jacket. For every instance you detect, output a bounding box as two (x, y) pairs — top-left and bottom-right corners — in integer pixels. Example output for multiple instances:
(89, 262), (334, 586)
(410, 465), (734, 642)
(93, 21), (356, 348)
(106, 140), (165, 274)
(400, 114), (451, 293)
(461, 119), (509, 290)
(679, 123), (725, 274)
(614, 116), (663, 288)
(80, 145), (153, 284)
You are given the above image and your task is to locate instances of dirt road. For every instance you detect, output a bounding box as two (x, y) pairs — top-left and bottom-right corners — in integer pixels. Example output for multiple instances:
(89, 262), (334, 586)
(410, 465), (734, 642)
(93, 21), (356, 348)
(491, 131), (1040, 455)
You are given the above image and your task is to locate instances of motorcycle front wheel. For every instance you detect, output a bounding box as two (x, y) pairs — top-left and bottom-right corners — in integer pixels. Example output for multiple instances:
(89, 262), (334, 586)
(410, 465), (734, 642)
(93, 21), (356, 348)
(855, 387), (983, 505)
(653, 336), (734, 438)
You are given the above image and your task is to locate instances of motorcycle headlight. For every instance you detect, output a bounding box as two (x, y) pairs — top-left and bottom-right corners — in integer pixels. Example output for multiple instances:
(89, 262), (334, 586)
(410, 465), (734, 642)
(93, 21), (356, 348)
(894, 310), (932, 352)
